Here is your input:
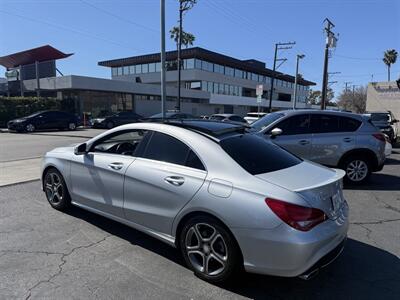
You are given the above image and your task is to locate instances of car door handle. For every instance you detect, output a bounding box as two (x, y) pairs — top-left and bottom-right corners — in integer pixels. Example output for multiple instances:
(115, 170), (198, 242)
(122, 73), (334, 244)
(298, 140), (310, 145)
(164, 176), (185, 186)
(343, 137), (353, 142)
(108, 162), (124, 170)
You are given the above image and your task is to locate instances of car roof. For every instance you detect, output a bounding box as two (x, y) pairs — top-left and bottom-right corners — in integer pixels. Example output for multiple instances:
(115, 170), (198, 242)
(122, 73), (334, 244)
(211, 114), (238, 117)
(278, 109), (364, 120)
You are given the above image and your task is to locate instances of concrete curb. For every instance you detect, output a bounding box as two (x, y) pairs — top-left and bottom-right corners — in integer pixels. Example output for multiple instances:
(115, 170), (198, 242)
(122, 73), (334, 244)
(0, 178), (40, 188)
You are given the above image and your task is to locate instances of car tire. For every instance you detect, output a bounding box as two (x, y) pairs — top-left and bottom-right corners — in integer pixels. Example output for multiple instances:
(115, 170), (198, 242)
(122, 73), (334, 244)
(179, 215), (242, 283)
(43, 168), (71, 211)
(341, 155), (371, 184)
(67, 122), (77, 131)
(106, 121), (114, 129)
(25, 123), (35, 132)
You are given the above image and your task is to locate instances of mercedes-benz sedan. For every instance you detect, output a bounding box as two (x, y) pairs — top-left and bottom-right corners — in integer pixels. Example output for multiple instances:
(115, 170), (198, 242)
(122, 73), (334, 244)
(41, 120), (348, 282)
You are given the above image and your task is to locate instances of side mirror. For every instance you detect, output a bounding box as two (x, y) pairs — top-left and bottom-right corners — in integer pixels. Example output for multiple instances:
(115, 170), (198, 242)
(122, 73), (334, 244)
(74, 143), (87, 155)
(392, 119), (399, 124)
(270, 128), (283, 138)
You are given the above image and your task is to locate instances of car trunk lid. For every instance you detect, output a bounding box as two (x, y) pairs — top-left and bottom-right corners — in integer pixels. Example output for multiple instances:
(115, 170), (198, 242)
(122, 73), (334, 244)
(256, 161), (346, 219)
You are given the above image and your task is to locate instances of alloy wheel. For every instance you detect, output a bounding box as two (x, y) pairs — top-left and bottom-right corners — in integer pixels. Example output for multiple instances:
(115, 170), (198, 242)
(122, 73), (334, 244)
(346, 160), (368, 182)
(45, 172), (64, 204)
(26, 124), (35, 132)
(68, 122), (76, 130)
(185, 223), (228, 276)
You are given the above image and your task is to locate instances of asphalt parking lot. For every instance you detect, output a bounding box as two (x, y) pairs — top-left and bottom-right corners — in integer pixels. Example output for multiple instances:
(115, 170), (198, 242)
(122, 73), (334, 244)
(0, 130), (399, 299)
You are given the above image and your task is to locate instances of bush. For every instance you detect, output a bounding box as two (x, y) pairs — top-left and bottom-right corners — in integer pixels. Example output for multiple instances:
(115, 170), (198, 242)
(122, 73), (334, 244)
(0, 96), (61, 127)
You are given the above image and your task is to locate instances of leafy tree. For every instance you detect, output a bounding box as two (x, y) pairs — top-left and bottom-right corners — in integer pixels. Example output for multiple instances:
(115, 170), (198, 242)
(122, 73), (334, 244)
(307, 88), (334, 105)
(337, 86), (367, 113)
(383, 49), (398, 81)
(169, 26), (195, 49)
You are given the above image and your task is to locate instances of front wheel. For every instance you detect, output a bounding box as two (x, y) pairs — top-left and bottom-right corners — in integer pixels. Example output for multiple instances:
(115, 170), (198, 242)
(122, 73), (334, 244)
(342, 156), (371, 184)
(179, 215), (241, 283)
(25, 123), (35, 132)
(44, 168), (71, 211)
(106, 121), (114, 129)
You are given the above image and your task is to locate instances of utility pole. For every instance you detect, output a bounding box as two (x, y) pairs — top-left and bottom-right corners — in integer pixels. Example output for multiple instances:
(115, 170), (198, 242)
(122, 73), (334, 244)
(176, 0), (196, 112)
(321, 18), (337, 110)
(268, 41), (296, 112)
(344, 81), (352, 92)
(293, 54), (305, 110)
(160, 0), (166, 118)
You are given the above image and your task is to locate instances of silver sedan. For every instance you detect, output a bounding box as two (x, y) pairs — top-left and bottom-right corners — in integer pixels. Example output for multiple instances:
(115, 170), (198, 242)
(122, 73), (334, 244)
(41, 120), (349, 283)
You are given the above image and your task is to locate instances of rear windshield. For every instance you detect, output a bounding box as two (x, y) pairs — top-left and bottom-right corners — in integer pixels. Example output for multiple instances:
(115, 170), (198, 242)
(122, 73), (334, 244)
(370, 113), (389, 122)
(220, 134), (302, 175)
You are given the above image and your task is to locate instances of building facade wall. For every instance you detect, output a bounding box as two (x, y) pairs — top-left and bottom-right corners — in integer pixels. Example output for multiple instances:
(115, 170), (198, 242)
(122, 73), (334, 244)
(367, 82), (400, 120)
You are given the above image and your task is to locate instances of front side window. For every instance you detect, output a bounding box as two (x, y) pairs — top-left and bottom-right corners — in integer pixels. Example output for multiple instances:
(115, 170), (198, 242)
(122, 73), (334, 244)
(143, 132), (205, 170)
(221, 134), (302, 175)
(92, 130), (149, 156)
(275, 114), (311, 135)
(311, 114), (340, 133)
(251, 112), (285, 132)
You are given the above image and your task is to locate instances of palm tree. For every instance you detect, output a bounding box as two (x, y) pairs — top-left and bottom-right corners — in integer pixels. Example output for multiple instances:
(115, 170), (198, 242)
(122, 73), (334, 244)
(383, 49), (398, 81)
(169, 26), (195, 49)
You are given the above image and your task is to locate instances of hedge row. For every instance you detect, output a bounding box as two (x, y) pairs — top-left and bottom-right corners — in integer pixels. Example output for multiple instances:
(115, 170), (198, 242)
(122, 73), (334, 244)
(0, 97), (62, 127)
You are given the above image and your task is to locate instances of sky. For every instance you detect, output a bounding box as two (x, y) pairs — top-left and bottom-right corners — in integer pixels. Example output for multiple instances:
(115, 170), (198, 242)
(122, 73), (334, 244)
(0, 0), (399, 99)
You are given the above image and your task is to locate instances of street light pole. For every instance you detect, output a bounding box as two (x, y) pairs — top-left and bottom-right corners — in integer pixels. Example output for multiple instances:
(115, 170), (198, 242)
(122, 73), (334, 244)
(176, 1), (183, 112)
(160, 0), (166, 119)
(293, 54), (305, 110)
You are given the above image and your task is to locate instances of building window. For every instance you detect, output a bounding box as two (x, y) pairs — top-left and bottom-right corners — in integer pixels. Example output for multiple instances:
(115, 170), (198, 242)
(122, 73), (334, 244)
(225, 66), (234, 77)
(185, 58), (195, 69)
(218, 83), (224, 94)
(129, 65), (135, 74)
(155, 62), (161, 72)
(142, 64), (148, 73)
(112, 67), (118, 76)
(214, 64), (224, 74)
(135, 64), (142, 74)
(214, 82), (219, 94)
(207, 81), (213, 93)
(117, 67), (123, 76)
(148, 63), (156, 73)
(194, 59), (202, 69)
(123, 66), (129, 75)
(235, 69), (243, 78)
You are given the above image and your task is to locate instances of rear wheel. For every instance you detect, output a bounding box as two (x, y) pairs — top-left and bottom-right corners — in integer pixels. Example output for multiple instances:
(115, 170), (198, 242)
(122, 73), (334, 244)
(341, 155), (371, 184)
(44, 168), (70, 211)
(67, 122), (77, 131)
(179, 215), (241, 283)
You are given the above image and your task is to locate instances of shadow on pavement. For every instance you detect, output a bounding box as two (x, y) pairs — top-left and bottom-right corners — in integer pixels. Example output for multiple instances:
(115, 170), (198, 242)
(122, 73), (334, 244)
(65, 207), (400, 299)
(346, 173), (400, 191)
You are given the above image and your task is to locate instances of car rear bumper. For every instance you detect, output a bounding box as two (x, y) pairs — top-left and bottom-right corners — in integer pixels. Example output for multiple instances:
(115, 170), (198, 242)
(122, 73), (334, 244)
(232, 200), (349, 277)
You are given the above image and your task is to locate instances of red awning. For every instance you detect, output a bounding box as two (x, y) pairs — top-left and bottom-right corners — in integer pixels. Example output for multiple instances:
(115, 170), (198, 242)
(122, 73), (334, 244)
(0, 45), (73, 68)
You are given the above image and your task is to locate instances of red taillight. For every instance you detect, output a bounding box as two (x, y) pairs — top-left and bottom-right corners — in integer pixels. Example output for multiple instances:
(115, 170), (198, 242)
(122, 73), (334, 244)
(265, 198), (327, 231)
(372, 133), (386, 143)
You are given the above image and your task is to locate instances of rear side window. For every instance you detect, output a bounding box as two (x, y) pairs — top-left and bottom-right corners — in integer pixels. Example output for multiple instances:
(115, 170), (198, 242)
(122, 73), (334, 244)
(229, 116), (244, 122)
(220, 134), (302, 175)
(274, 114), (310, 135)
(310, 114), (339, 133)
(339, 117), (361, 132)
(143, 132), (205, 170)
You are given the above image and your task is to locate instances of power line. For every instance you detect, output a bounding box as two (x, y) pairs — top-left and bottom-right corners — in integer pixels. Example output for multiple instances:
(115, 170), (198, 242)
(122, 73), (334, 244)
(79, 0), (159, 33)
(0, 8), (144, 53)
(333, 54), (381, 61)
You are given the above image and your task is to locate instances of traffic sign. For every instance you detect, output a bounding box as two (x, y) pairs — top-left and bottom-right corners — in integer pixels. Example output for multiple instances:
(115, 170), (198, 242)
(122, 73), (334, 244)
(256, 84), (263, 96)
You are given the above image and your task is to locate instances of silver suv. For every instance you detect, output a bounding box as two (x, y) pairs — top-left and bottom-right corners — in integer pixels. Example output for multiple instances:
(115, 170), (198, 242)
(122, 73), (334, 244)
(251, 110), (386, 184)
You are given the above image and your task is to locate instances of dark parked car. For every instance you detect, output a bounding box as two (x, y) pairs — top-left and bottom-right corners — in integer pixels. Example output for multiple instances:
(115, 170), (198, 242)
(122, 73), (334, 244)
(365, 111), (399, 143)
(91, 111), (143, 129)
(209, 113), (247, 124)
(144, 112), (196, 120)
(7, 111), (79, 132)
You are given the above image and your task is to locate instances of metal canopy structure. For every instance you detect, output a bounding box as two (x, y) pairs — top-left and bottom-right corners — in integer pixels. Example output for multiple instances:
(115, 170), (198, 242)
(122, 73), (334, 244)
(0, 45), (73, 69)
